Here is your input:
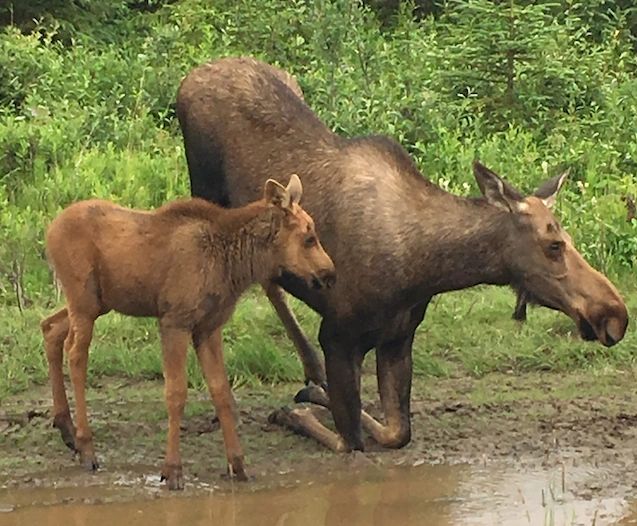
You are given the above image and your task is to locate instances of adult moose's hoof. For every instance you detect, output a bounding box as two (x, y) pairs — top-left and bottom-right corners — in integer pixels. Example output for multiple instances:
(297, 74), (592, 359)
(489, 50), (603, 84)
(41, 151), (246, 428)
(294, 381), (330, 408)
(53, 412), (77, 452)
(161, 463), (184, 490)
(268, 406), (305, 433)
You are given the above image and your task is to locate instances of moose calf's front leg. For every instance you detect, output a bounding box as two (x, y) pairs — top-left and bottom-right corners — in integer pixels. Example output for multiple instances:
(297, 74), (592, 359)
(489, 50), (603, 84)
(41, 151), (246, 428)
(66, 314), (99, 470)
(194, 326), (247, 481)
(159, 324), (190, 490)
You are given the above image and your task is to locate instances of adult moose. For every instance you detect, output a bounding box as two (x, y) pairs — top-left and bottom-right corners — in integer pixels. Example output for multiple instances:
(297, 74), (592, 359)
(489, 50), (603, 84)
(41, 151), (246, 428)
(176, 57), (628, 453)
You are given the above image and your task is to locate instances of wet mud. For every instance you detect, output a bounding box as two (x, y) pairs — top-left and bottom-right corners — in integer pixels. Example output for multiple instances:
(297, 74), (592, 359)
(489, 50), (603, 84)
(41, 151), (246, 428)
(1, 370), (637, 525)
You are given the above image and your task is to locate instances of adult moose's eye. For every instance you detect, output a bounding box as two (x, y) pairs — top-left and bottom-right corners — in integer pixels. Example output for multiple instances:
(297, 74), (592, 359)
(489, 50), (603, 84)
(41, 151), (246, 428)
(304, 235), (317, 248)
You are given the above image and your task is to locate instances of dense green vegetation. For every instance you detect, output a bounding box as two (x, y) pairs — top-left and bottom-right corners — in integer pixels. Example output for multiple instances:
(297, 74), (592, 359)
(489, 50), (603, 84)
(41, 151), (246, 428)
(0, 0), (635, 397)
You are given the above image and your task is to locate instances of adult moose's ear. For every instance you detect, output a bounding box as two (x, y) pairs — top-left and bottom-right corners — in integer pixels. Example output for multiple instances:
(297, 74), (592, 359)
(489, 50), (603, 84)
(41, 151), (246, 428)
(473, 161), (523, 212)
(533, 169), (569, 209)
(286, 173), (303, 206)
(264, 178), (291, 209)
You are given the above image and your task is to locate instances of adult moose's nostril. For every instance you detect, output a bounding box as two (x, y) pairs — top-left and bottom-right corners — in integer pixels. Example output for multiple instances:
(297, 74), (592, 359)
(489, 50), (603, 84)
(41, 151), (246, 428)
(603, 314), (627, 347)
(603, 330), (618, 347)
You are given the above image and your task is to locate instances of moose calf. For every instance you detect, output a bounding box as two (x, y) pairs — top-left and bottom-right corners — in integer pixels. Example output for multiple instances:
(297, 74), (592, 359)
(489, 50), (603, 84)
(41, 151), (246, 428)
(40, 174), (335, 490)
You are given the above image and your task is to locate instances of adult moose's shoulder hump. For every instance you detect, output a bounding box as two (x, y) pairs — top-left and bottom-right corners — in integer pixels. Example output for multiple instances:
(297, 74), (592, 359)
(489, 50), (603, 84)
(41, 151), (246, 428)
(176, 56), (628, 453)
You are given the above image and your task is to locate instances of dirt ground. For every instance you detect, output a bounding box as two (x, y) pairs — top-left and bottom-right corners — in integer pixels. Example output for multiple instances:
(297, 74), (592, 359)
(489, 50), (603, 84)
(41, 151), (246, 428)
(1, 369), (637, 507)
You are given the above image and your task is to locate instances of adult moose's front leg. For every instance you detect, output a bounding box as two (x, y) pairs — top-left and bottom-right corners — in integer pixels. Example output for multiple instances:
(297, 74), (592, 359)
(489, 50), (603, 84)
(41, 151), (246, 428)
(361, 334), (414, 448)
(323, 339), (365, 451)
(159, 323), (190, 490)
(360, 304), (426, 448)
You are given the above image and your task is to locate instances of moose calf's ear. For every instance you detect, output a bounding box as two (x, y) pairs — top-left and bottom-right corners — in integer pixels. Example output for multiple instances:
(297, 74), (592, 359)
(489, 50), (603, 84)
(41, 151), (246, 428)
(264, 179), (291, 209)
(286, 173), (303, 205)
(473, 160), (521, 212)
(534, 170), (569, 209)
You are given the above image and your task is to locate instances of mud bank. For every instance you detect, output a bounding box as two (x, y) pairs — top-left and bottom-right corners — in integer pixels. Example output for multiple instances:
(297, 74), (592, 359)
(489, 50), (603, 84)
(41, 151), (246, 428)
(1, 370), (637, 524)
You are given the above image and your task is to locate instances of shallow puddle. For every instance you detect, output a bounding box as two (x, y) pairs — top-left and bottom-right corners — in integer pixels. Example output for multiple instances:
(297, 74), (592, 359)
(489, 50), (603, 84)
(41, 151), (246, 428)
(0, 461), (634, 526)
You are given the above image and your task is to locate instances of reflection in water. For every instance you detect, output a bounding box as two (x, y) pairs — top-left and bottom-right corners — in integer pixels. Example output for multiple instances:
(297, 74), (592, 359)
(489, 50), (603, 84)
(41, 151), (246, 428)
(0, 463), (632, 526)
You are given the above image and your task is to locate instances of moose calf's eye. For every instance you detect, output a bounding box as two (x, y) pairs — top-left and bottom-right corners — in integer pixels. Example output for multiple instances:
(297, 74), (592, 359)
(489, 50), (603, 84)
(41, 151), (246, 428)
(304, 235), (317, 248)
(547, 241), (563, 257)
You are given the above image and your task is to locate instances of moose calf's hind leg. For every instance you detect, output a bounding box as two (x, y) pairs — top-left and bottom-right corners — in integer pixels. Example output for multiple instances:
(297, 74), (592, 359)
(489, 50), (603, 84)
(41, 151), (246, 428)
(194, 327), (247, 481)
(41, 308), (76, 452)
(159, 325), (190, 490)
(66, 315), (99, 470)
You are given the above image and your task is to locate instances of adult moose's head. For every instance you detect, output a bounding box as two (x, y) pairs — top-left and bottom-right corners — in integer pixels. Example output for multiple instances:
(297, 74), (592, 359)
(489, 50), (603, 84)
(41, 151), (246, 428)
(473, 161), (628, 347)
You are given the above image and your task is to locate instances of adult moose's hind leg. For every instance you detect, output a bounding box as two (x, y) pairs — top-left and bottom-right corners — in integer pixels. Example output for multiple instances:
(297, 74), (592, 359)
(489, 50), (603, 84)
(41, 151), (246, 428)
(41, 307), (76, 452)
(361, 304), (427, 448)
(194, 326), (247, 481)
(159, 323), (190, 490)
(264, 283), (327, 388)
(270, 323), (366, 452)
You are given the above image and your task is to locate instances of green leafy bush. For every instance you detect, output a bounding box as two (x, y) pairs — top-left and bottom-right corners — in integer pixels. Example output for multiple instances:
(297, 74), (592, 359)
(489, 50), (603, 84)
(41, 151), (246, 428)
(0, 0), (634, 301)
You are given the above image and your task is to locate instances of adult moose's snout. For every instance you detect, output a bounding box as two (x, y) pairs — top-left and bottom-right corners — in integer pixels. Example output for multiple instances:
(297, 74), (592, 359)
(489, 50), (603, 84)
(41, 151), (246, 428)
(579, 300), (629, 347)
(570, 263), (629, 347)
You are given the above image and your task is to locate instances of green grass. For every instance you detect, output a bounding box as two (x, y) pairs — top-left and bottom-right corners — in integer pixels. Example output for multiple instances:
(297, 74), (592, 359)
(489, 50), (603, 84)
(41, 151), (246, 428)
(0, 0), (636, 401)
(1, 278), (633, 400)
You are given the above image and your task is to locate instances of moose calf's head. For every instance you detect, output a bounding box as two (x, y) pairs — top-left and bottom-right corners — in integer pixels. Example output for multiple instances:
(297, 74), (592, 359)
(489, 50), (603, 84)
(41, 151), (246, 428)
(263, 174), (336, 290)
(473, 161), (628, 347)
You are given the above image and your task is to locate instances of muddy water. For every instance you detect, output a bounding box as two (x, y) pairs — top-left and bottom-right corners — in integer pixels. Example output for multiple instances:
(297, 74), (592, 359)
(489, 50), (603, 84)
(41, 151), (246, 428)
(0, 462), (633, 526)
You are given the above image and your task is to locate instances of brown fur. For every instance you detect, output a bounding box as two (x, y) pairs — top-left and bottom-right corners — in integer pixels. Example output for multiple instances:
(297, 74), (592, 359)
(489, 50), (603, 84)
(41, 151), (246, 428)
(176, 56), (628, 452)
(40, 175), (335, 489)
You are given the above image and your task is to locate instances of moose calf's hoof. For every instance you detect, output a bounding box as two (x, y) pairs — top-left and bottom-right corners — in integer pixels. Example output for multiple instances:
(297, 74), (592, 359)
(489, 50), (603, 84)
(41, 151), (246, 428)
(80, 453), (99, 472)
(226, 456), (249, 482)
(53, 413), (77, 452)
(221, 469), (250, 482)
(161, 464), (184, 491)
